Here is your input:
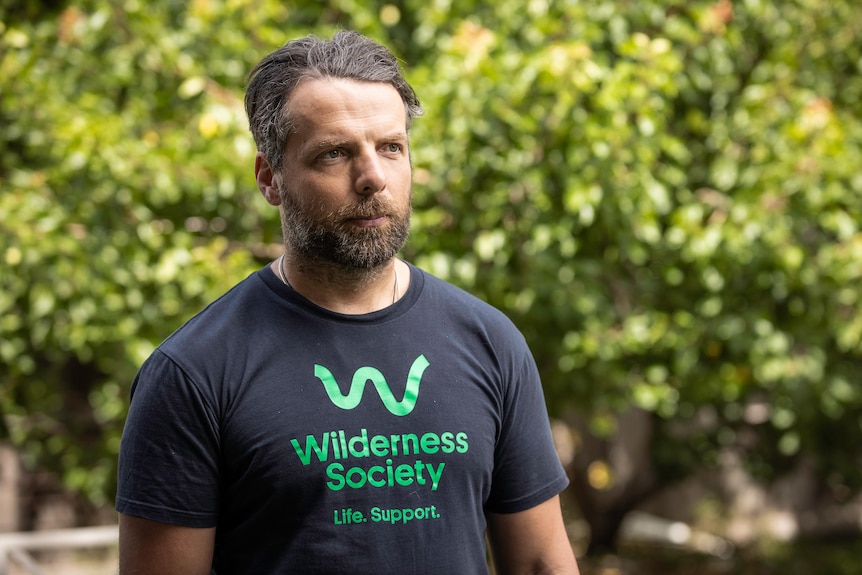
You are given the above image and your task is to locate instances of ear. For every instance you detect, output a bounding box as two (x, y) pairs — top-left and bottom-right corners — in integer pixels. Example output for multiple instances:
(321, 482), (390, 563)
(255, 152), (282, 206)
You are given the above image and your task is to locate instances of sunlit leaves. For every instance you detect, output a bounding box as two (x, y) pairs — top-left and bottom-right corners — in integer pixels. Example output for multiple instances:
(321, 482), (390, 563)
(2, 0), (862, 507)
(404, 0), (862, 491)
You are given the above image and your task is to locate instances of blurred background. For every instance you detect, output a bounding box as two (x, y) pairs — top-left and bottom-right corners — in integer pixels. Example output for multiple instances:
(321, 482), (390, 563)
(1, 0), (861, 573)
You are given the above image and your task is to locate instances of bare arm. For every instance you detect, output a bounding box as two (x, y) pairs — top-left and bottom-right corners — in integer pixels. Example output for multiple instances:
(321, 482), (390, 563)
(119, 513), (216, 575)
(486, 495), (580, 575)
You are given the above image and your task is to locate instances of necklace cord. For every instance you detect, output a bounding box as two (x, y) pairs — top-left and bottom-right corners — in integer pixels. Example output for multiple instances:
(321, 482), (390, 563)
(277, 253), (290, 287)
(278, 253), (400, 305)
(393, 264), (399, 304)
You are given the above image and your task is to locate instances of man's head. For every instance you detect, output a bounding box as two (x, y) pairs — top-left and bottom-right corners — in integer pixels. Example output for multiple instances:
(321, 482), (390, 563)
(247, 32), (420, 273)
(245, 30), (423, 171)
(269, 77), (414, 270)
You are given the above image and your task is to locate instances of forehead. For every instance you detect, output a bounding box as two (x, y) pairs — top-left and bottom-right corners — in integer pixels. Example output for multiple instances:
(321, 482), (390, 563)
(286, 78), (407, 146)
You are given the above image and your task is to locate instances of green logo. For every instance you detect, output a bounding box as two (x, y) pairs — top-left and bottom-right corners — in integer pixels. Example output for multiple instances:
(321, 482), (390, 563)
(314, 355), (430, 416)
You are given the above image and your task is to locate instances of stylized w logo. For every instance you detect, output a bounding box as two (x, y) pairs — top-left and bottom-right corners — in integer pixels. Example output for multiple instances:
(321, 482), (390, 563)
(314, 355), (430, 416)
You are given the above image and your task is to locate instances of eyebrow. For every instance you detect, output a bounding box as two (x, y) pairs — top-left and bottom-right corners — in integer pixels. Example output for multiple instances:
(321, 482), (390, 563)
(299, 138), (349, 156)
(298, 132), (408, 157)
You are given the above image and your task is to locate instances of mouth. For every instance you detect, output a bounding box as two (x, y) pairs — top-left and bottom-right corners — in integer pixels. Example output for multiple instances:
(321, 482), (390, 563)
(339, 198), (392, 228)
(345, 213), (389, 228)
(346, 215), (388, 228)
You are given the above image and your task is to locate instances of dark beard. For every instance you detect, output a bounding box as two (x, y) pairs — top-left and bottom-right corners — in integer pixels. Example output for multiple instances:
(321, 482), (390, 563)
(281, 193), (411, 270)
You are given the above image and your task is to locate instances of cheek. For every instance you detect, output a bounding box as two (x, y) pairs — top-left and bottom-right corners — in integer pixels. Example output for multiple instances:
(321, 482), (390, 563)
(284, 184), (339, 220)
(390, 163), (413, 190)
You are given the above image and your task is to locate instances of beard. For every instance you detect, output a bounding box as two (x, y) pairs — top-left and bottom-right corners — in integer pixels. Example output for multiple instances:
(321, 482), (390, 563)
(279, 188), (412, 271)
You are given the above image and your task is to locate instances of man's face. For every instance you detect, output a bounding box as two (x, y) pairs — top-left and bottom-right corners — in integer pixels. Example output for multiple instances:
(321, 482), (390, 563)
(275, 77), (413, 270)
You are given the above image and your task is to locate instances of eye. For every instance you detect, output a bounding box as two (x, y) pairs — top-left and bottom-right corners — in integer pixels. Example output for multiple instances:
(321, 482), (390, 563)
(384, 143), (403, 154)
(316, 148), (346, 163)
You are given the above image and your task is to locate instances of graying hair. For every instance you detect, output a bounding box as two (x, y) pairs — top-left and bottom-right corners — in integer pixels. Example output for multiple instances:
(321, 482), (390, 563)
(244, 30), (423, 170)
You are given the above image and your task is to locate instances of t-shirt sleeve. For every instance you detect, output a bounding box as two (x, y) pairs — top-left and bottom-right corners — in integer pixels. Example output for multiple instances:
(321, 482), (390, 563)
(115, 350), (221, 527)
(485, 348), (569, 514)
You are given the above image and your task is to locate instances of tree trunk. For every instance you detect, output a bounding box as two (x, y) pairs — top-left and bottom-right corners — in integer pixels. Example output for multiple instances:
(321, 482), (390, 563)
(564, 407), (659, 554)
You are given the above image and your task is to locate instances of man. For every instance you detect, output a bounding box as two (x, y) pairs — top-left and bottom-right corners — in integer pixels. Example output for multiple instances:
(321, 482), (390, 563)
(116, 30), (579, 574)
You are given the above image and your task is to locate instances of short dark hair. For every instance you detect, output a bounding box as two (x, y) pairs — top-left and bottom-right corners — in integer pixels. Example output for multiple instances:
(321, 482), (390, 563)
(244, 30), (423, 169)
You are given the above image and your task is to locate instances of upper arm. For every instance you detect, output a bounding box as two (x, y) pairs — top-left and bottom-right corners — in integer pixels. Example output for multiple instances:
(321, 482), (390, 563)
(119, 513), (216, 575)
(486, 495), (580, 575)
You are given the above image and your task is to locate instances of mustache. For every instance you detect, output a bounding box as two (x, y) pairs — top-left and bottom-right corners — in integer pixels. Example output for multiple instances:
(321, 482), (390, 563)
(335, 198), (393, 220)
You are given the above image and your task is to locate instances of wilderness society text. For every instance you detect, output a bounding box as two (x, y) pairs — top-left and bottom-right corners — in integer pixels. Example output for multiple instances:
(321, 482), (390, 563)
(291, 427), (469, 492)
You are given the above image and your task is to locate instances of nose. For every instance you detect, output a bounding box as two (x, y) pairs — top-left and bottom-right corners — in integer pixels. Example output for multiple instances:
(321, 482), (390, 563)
(353, 150), (386, 196)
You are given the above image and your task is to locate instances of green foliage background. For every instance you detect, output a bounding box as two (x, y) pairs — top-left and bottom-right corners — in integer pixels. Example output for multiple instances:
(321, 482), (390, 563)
(2, 0), (861, 545)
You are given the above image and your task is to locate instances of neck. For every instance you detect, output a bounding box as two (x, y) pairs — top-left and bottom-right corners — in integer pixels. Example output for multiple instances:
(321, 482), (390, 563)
(274, 252), (404, 315)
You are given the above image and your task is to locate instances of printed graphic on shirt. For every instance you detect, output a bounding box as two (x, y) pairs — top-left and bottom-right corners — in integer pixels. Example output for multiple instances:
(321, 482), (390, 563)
(291, 355), (470, 526)
(314, 354), (430, 416)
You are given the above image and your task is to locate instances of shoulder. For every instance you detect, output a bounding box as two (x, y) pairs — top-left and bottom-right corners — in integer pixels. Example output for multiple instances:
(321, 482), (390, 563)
(161, 269), (269, 344)
(129, 269), (279, 407)
(152, 268), (277, 371)
(412, 266), (528, 348)
(416, 268), (509, 318)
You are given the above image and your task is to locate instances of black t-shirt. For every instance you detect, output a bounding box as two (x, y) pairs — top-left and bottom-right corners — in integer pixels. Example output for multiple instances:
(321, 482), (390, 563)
(116, 263), (568, 574)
